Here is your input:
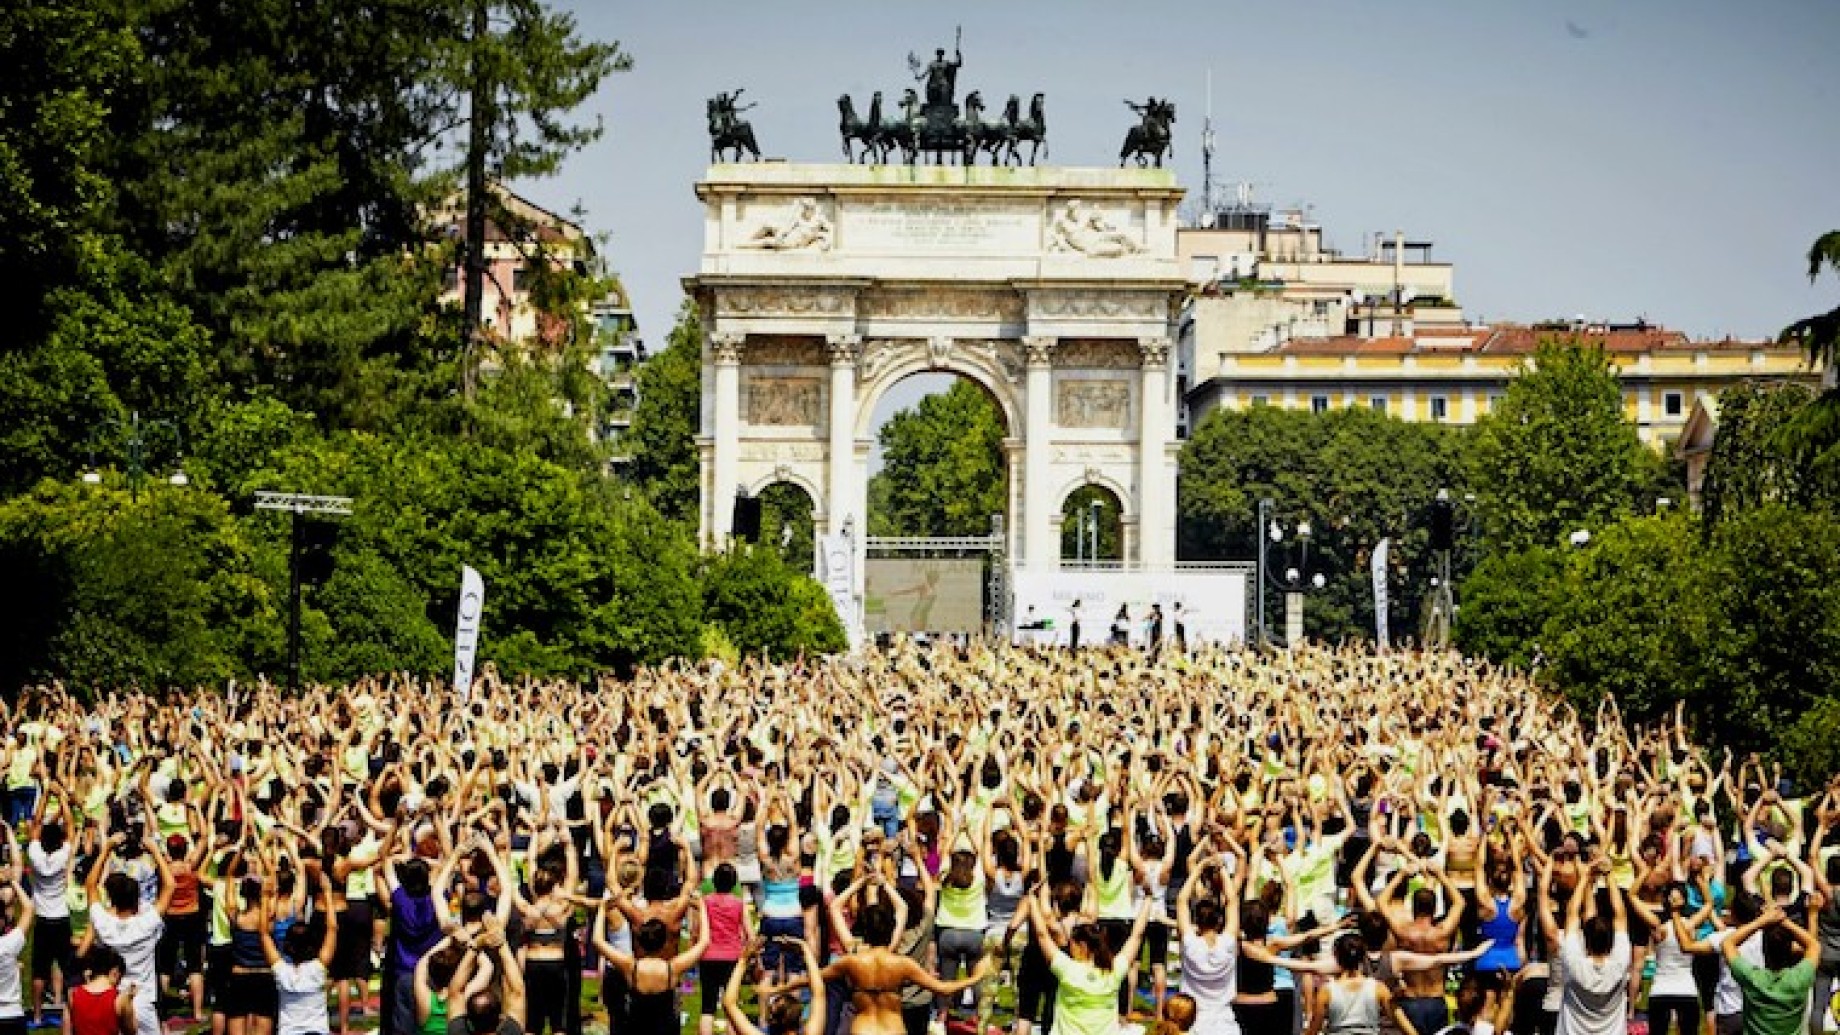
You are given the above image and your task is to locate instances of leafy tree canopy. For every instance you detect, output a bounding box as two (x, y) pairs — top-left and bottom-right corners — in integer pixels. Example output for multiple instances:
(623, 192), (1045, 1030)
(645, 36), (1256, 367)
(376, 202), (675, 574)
(868, 379), (1007, 538)
(1469, 339), (1650, 553)
(1178, 404), (1468, 643)
(624, 301), (703, 525)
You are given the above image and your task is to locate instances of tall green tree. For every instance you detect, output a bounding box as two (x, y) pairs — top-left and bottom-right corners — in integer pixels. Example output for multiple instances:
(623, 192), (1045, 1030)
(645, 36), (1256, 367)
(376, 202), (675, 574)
(1775, 231), (1840, 492)
(1469, 339), (1650, 553)
(0, 245), (213, 495)
(1781, 230), (1840, 372)
(1539, 514), (1706, 718)
(456, 0), (630, 371)
(0, 0), (138, 334)
(1451, 546), (1566, 670)
(625, 301), (703, 525)
(107, 0), (456, 427)
(868, 379), (1007, 538)
(0, 481), (280, 692)
(1178, 404), (1468, 643)
(100, 0), (627, 428)
(1701, 382), (1827, 527)
(1692, 505), (1840, 761)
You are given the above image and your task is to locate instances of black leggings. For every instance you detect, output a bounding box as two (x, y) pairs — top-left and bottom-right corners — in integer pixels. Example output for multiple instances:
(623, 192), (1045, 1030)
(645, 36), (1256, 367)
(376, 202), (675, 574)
(1017, 936), (1057, 1030)
(1099, 919), (1132, 1013)
(1234, 999), (1290, 1035)
(1648, 995), (1701, 1035)
(1514, 978), (1549, 1035)
(902, 1004), (931, 1035)
(525, 958), (570, 1035)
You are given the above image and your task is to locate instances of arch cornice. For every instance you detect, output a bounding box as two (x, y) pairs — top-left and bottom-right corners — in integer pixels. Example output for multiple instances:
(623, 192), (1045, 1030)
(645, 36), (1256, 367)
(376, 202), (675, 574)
(745, 467), (825, 510)
(1053, 470), (1135, 518)
(851, 338), (1024, 441)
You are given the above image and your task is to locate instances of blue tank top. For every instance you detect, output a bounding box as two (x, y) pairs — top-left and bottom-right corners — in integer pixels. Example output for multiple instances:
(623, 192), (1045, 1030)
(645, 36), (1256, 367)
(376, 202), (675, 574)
(762, 877), (801, 919)
(1476, 894), (1522, 971)
(232, 926), (267, 969)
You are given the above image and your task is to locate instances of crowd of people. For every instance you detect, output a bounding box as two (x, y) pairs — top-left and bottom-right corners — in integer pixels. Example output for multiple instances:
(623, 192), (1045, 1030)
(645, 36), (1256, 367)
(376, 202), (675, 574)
(0, 642), (1834, 1035)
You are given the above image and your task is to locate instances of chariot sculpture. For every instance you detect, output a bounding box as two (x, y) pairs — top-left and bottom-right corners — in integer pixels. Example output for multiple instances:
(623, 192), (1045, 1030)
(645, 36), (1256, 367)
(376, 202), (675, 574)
(835, 29), (1048, 166)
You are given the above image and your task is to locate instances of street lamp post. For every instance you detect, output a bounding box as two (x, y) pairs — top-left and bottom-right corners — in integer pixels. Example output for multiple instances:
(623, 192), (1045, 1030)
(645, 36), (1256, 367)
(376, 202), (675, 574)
(81, 411), (189, 500)
(1286, 569), (1328, 646)
(255, 492), (354, 692)
(1258, 503), (1320, 648)
(1088, 497), (1102, 564)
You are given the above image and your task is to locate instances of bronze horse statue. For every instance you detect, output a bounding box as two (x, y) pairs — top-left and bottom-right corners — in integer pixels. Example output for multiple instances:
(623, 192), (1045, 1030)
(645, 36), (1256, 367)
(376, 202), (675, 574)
(962, 91), (1010, 165)
(707, 94), (760, 162)
(837, 92), (880, 163)
(837, 89), (921, 164)
(1005, 93), (1047, 166)
(1119, 97), (1174, 168)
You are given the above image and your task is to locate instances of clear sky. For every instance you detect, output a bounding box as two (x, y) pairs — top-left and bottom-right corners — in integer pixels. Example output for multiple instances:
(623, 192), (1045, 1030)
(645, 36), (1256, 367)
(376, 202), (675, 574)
(525, 0), (1839, 353)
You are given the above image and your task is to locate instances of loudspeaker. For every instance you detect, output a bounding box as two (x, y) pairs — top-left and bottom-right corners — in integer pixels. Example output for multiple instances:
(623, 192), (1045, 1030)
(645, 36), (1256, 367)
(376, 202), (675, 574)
(732, 495), (762, 542)
(1429, 498), (1453, 552)
(300, 518), (339, 584)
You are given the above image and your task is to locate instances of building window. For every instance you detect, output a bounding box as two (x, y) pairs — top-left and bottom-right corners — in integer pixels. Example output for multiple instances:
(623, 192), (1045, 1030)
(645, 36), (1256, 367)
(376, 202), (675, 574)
(1310, 395), (1330, 414)
(1429, 396), (1449, 422)
(1663, 391), (1684, 417)
(1486, 392), (1504, 411)
(1249, 395), (1270, 407)
(512, 265), (530, 292)
(1369, 396), (1388, 414)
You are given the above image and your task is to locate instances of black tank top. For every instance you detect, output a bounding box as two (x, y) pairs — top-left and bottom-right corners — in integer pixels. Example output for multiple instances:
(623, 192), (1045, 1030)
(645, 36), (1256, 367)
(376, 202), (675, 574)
(627, 987), (675, 1033)
(1167, 824), (1197, 900)
(1238, 945), (1275, 995)
(1046, 832), (1074, 885)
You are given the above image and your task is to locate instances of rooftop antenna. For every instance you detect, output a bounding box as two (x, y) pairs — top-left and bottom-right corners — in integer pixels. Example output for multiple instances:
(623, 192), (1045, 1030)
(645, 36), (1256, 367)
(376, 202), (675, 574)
(1201, 69), (1217, 219)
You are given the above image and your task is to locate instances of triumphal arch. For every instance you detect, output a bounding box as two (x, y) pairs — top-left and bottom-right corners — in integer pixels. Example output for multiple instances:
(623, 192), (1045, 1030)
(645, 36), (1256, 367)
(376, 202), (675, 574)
(689, 163), (1185, 606)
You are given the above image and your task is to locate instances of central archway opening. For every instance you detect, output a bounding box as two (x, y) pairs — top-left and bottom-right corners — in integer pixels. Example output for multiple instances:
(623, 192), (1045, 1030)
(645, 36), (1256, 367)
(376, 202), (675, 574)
(865, 374), (1009, 538)
(1060, 484), (1124, 565)
(862, 371), (1012, 640)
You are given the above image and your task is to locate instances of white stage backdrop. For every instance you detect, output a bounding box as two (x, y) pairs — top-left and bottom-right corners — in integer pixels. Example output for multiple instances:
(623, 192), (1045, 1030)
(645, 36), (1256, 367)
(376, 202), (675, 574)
(1010, 568), (1249, 648)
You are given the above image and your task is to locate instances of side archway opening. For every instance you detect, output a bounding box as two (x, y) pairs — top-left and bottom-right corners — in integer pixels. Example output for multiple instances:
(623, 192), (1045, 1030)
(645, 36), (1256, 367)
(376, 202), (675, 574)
(756, 481), (817, 573)
(1060, 483), (1124, 565)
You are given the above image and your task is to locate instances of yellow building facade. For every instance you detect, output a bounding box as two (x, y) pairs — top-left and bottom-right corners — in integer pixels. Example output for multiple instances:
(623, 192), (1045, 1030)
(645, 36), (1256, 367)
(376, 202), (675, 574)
(1175, 221), (1820, 447)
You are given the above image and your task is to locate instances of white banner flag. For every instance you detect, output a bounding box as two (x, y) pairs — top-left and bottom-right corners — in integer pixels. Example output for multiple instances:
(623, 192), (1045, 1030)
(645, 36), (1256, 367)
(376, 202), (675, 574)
(816, 533), (861, 651)
(453, 565), (485, 699)
(1371, 538), (1390, 650)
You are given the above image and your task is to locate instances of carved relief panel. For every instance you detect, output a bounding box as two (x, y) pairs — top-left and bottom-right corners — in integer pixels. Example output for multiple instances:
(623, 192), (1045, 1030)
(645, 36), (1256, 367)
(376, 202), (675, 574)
(744, 377), (824, 426)
(1055, 380), (1133, 429)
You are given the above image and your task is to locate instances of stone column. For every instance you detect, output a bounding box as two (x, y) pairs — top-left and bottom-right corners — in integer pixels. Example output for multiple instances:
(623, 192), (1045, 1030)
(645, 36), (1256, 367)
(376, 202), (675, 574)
(1137, 337), (1173, 569)
(709, 332), (744, 547)
(826, 334), (861, 537)
(1022, 337), (1056, 571)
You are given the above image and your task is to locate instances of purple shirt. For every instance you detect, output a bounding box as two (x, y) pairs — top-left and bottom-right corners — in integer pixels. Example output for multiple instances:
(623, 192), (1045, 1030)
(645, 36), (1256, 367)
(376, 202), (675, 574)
(387, 887), (441, 973)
